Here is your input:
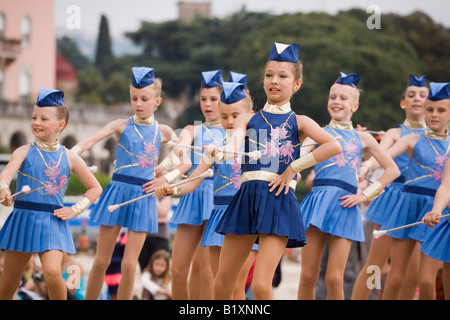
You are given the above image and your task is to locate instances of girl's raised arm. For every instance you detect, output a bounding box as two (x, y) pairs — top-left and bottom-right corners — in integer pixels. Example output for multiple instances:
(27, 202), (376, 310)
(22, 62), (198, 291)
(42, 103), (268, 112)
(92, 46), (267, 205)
(72, 118), (128, 154)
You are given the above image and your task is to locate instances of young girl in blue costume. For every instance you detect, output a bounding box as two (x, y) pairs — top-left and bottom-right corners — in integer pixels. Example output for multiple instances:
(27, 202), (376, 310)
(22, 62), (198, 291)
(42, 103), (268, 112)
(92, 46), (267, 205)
(0, 88), (102, 300)
(297, 73), (400, 300)
(156, 80), (258, 299)
(422, 154), (450, 299)
(352, 75), (429, 300)
(381, 82), (450, 300)
(71, 67), (183, 300)
(160, 70), (225, 300)
(210, 42), (342, 300)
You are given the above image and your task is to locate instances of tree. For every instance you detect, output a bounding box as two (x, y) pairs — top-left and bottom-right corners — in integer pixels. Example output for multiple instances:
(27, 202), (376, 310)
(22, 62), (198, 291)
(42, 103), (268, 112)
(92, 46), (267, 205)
(388, 11), (450, 82)
(95, 14), (114, 78)
(230, 11), (427, 130)
(57, 36), (91, 71)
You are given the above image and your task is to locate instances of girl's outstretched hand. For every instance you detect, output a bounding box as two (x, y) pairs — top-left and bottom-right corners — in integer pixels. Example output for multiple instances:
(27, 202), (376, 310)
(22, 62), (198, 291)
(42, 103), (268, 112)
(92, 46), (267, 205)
(269, 165), (296, 196)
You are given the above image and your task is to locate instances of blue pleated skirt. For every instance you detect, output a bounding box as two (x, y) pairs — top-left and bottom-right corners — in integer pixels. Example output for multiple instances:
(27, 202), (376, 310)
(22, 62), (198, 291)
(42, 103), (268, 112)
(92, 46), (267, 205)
(215, 180), (306, 248)
(201, 205), (227, 247)
(381, 191), (435, 242)
(201, 204), (258, 250)
(300, 185), (365, 242)
(90, 180), (158, 233)
(420, 211), (450, 262)
(364, 181), (403, 226)
(0, 207), (76, 254)
(170, 179), (214, 225)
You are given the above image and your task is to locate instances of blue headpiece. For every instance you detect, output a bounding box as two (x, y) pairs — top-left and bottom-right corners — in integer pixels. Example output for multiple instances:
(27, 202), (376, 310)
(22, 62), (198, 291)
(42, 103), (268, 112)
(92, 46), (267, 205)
(228, 72), (248, 90)
(221, 82), (246, 104)
(36, 88), (65, 107)
(335, 72), (360, 88)
(201, 70), (224, 88)
(428, 82), (450, 101)
(268, 42), (300, 63)
(408, 74), (427, 87)
(132, 67), (156, 88)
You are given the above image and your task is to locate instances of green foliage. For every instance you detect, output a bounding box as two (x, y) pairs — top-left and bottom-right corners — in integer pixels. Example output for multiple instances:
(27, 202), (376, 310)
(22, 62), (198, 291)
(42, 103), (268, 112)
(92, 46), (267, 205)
(6, 172), (111, 197)
(59, 8), (450, 131)
(57, 36), (92, 71)
(65, 172), (111, 196)
(231, 11), (426, 130)
(95, 15), (114, 77)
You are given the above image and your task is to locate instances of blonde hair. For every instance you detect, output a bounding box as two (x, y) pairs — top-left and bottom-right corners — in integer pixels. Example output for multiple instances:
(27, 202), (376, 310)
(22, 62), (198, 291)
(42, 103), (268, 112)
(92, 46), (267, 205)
(241, 92), (254, 112)
(55, 105), (69, 125)
(129, 78), (163, 98)
(152, 78), (163, 97)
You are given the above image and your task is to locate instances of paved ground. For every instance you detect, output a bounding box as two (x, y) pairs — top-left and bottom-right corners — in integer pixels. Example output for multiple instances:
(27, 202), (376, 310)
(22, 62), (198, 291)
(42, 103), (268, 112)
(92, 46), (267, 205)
(273, 258), (301, 300)
(76, 249), (302, 300)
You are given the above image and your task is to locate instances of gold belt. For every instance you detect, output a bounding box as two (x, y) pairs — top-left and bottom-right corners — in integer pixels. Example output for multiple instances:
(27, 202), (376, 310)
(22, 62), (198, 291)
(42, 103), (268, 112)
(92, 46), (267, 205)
(241, 171), (297, 190)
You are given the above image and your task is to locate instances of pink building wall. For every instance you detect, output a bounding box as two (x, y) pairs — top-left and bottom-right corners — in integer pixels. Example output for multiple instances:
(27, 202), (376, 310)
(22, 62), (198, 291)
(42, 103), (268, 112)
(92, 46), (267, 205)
(0, 0), (55, 101)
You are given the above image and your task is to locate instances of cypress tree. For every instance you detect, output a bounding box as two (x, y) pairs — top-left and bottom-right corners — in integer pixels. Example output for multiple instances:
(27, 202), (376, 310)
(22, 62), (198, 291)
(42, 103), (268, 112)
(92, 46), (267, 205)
(95, 14), (113, 77)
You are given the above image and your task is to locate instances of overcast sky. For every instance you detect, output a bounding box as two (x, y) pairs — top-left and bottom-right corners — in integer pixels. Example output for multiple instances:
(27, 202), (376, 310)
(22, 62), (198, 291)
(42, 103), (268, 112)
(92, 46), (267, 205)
(55, 0), (450, 38)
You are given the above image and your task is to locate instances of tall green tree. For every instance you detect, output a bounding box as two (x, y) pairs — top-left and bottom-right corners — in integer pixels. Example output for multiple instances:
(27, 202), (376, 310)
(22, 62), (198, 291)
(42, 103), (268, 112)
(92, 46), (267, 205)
(95, 14), (114, 78)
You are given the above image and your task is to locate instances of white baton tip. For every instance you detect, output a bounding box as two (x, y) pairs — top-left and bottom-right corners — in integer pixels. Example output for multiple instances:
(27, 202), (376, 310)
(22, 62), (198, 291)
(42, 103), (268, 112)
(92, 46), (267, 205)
(88, 166), (98, 173)
(21, 185), (31, 193)
(372, 230), (386, 239)
(108, 205), (118, 212)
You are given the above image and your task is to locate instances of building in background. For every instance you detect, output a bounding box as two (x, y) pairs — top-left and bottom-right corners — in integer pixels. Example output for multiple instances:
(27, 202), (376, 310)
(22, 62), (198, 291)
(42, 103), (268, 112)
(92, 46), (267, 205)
(178, 1), (211, 23)
(0, 0), (55, 102)
(56, 54), (78, 103)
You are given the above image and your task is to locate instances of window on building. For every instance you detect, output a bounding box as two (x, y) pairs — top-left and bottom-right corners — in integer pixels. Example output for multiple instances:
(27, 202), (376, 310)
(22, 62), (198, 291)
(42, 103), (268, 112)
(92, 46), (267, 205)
(20, 15), (31, 47)
(0, 68), (5, 100)
(18, 68), (31, 100)
(0, 12), (5, 39)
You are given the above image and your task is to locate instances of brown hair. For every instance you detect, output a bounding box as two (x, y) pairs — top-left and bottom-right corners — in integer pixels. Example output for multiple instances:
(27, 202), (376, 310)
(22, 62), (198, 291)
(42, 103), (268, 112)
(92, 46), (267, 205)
(263, 60), (304, 81)
(143, 249), (171, 288)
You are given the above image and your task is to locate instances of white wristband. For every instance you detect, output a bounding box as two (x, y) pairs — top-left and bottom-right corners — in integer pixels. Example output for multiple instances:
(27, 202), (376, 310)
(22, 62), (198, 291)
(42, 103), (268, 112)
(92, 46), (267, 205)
(362, 181), (384, 201)
(71, 145), (82, 155)
(164, 169), (181, 184)
(291, 152), (318, 173)
(71, 196), (91, 217)
(0, 180), (10, 191)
